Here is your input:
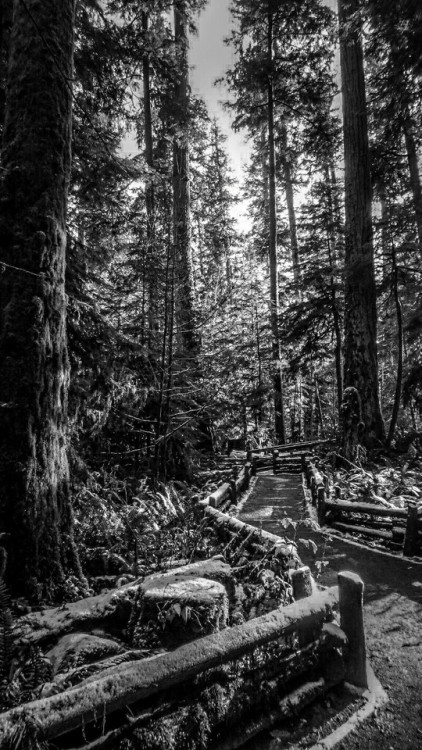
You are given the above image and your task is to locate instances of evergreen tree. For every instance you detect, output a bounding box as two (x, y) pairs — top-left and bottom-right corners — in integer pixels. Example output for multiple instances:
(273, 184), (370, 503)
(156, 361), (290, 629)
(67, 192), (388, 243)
(338, 0), (385, 448)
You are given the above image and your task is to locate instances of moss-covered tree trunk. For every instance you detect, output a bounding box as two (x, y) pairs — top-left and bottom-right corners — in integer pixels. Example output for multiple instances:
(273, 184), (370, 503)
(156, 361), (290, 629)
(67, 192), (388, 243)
(0, 0), (83, 600)
(338, 0), (385, 447)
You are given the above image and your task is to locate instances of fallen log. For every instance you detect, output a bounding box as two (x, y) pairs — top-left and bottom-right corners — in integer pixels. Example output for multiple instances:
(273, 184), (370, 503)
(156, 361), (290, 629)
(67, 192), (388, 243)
(14, 579), (144, 649)
(201, 504), (298, 561)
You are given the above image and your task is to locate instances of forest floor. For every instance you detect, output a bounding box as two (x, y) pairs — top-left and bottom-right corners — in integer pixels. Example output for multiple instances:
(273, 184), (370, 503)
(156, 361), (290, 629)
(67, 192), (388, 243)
(239, 472), (422, 749)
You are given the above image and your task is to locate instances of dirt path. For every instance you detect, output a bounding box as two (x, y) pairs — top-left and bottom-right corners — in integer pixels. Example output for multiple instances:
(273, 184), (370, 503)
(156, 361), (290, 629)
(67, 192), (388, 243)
(239, 472), (422, 749)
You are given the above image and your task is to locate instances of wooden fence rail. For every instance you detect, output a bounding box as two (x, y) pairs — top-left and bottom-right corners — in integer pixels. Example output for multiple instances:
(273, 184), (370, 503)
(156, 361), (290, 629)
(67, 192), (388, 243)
(247, 438), (330, 458)
(303, 457), (422, 557)
(0, 576), (366, 750)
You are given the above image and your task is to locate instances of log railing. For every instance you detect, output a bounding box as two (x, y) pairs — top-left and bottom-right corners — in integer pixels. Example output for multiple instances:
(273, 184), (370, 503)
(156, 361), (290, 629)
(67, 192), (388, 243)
(303, 457), (422, 557)
(247, 438), (331, 457)
(0, 575), (367, 750)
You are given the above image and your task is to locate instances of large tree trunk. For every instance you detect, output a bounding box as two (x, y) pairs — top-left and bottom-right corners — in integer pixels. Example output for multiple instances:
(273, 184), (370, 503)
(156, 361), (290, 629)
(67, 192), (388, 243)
(338, 0), (385, 447)
(267, 8), (286, 444)
(172, 0), (199, 358)
(0, 0), (84, 600)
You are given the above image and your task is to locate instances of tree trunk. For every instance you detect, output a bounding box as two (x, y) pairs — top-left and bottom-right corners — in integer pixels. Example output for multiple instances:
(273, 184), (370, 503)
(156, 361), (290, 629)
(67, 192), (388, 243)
(378, 179), (389, 280)
(142, 11), (158, 351)
(0, 0), (84, 600)
(324, 163), (343, 420)
(0, 0), (12, 141)
(402, 106), (422, 258)
(338, 0), (385, 447)
(267, 8), (286, 444)
(387, 240), (403, 445)
(280, 122), (300, 289)
(172, 0), (199, 358)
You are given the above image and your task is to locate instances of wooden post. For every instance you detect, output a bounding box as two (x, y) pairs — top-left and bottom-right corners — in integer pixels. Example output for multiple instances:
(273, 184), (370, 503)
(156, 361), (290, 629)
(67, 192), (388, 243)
(251, 457), (257, 477)
(310, 477), (316, 506)
(338, 571), (367, 689)
(272, 449), (279, 475)
(230, 479), (237, 503)
(305, 460), (312, 488)
(291, 566), (312, 600)
(244, 463), (251, 489)
(246, 450), (252, 463)
(404, 503), (418, 557)
(317, 487), (326, 526)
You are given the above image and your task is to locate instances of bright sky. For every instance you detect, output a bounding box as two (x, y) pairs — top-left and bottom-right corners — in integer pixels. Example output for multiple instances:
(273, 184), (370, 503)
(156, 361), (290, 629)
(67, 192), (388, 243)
(190, 0), (250, 183)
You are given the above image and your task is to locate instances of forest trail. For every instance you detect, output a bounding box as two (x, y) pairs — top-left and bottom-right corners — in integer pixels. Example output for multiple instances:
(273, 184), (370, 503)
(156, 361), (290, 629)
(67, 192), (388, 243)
(238, 471), (422, 749)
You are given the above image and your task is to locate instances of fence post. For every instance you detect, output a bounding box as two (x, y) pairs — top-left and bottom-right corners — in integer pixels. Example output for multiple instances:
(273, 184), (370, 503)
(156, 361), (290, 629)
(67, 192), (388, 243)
(291, 566), (312, 600)
(272, 449), (279, 475)
(305, 459), (311, 488)
(251, 456), (257, 477)
(244, 463), (251, 489)
(404, 503), (418, 557)
(317, 486), (326, 526)
(230, 479), (237, 503)
(338, 571), (367, 689)
(310, 476), (316, 506)
(246, 450), (252, 463)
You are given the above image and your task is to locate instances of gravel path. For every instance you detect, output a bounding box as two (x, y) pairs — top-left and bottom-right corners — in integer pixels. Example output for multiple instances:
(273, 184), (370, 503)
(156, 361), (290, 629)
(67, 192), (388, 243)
(239, 472), (422, 749)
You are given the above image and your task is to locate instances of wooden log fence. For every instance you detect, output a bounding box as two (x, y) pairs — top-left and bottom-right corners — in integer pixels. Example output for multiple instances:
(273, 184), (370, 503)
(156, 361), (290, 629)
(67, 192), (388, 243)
(246, 438), (331, 457)
(303, 457), (422, 557)
(206, 462), (252, 508)
(248, 451), (306, 475)
(0, 575), (367, 750)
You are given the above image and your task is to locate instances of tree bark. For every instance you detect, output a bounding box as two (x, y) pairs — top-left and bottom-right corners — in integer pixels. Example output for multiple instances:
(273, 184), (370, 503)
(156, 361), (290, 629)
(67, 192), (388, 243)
(0, 0), (84, 600)
(267, 7), (286, 444)
(402, 106), (422, 258)
(142, 11), (158, 351)
(0, 0), (12, 141)
(280, 122), (300, 289)
(387, 239), (403, 445)
(338, 0), (385, 446)
(172, 0), (199, 358)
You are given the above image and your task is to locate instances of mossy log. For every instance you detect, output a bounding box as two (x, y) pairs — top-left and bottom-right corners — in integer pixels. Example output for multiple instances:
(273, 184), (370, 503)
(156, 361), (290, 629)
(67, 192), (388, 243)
(200, 504), (299, 563)
(0, 587), (339, 745)
(14, 580), (144, 649)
